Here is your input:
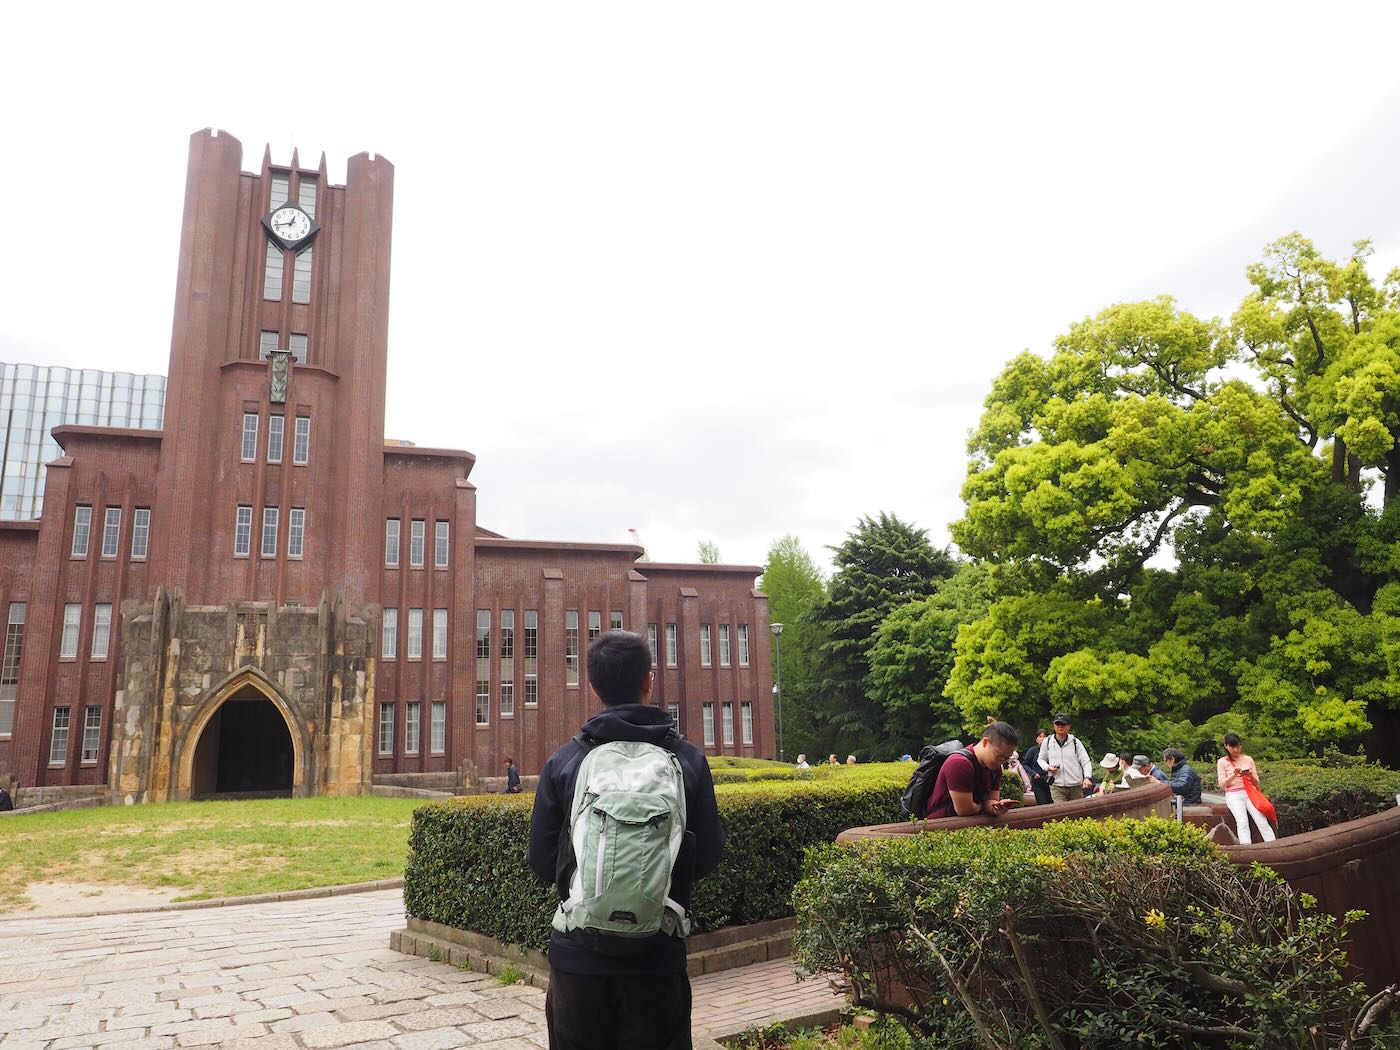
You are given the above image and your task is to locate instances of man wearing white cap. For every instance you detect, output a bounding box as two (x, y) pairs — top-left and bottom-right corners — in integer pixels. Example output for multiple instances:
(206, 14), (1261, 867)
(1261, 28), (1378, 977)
(1038, 714), (1093, 803)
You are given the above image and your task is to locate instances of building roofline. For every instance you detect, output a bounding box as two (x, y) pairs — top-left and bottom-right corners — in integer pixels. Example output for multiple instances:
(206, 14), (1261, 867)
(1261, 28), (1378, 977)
(631, 562), (764, 575)
(0, 519), (41, 533)
(51, 425), (163, 449)
(475, 538), (645, 556)
(383, 444), (476, 465)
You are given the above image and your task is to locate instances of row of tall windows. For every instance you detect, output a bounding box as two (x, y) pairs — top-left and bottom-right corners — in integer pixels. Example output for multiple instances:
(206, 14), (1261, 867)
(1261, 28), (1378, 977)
(240, 412), (311, 465)
(385, 519), (449, 568)
(643, 622), (750, 668)
(381, 608), (449, 661)
(47, 705), (103, 766)
(234, 505), (306, 558)
(700, 701), (754, 748)
(258, 331), (309, 364)
(71, 505), (151, 560)
(58, 602), (114, 660)
(376, 700), (447, 757)
(476, 609), (539, 724)
(0, 603), (24, 735)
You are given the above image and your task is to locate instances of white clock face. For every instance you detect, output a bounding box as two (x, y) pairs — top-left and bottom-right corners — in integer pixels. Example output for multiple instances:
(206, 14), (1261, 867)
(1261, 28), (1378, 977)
(269, 206), (311, 242)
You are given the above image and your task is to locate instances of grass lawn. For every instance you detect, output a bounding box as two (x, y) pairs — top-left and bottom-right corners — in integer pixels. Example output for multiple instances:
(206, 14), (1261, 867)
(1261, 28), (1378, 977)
(0, 796), (423, 913)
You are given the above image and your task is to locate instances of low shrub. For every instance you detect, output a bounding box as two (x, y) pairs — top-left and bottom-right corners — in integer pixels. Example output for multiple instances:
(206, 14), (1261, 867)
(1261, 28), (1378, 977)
(403, 770), (906, 951)
(1202, 759), (1400, 835)
(793, 818), (1393, 1048)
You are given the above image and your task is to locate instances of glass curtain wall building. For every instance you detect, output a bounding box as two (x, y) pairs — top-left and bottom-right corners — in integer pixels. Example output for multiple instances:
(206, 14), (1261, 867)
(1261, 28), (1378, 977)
(0, 363), (166, 519)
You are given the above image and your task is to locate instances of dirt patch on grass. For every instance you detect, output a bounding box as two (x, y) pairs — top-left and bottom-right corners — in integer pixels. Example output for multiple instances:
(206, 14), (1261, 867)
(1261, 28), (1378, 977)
(8, 880), (185, 917)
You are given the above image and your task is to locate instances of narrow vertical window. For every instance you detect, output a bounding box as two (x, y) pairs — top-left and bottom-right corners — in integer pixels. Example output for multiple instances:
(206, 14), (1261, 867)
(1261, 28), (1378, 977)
(288, 334), (307, 363)
(719, 624), (731, 667)
(742, 701), (754, 746)
(407, 608), (423, 660)
(91, 604), (112, 659)
(434, 521), (449, 567)
(72, 505), (92, 557)
(430, 701), (446, 754)
(235, 505), (253, 556)
(241, 413), (259, 461)
(378, 704), (394, 756)
(703, 703), (715, 747)
(476, 609), (491, 660)
(665, 623), (677, 667)
(261, 507), (279, 558)
(500, 681), (515, 718)
(476, 676), (490, 725)
(382, 608), (398, 659)
(524, 610), (538, 706)
(588, 611), (601, 640)
(50, 707), (71, 765)
(101, 507), (121, 557)
(287, 508), (305, 557)
(647, 623), (658, 665)
(131, 508), (150, 560)
(404, 701), (421, 755)
(385, 518), (400, 566)
(292, 245), (313, 304)
(433, 609), (448, 660)
(610, 610), (623, 631)
(0, 603), (26, 736)
(566, 610), (580, 686)
(60, 604), (81, 659)
(738, 624), (750, 666)
(264, 242), (285, 300)
(722, 703), (734, 746)
(299, 179), (317, 217)
(500, 610), (515, 660)
(267, 415), (284, 463)
(667, 703), (680, 727)
(500, 609), (515, 716)
(259, 331), (279, 358)
(271, 174), (290, 208)
(410, 520), (425, 567)
(700, 624), (712, 667)
(82, 707), (102, 763)
(293, 416), (311, 464)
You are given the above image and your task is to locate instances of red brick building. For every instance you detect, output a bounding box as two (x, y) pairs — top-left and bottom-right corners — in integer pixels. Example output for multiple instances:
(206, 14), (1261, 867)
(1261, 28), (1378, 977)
(0, 129), (772, 802)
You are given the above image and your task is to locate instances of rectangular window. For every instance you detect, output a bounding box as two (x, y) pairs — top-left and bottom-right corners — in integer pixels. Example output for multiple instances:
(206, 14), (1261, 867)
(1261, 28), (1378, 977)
(241, 413), (259, 461)
(610, 610), (623, 631)
(293, 416), (310, 464)
(101, 507), (121, 557)
(566, 610), (580, 687)
(82, 707), (102, 764)
(0, 603), (26, 736)
(287, 508), (305, 558)
(410, 520), (425, 567)
(261, 507), (279, 558)
(299, 179), (317, 217)
(430, 701), (446, 754)
(49, 706), (70, 766)
(738, 625), (750, 666)
(719, 624), (731, 667)
(60, 603), (81, 659)
(433, 609), (448, 660)
(500, 680), (515, 718)
(72, 505), (92, 557)
(524, 676), (538, 707)
(668, 702), (680, 727)
(476, 609), (491, 660)
(588, 610), (601, 640)
(700, 624), (712, 667)
(385, 518), (400, 567)
(259, 330), (279, 358)
(647, 623), (658, 665)
(407, 608), (423, 660)
(703, 703), (715, 747)
(235, 505), (253, 556)
(271, 174), (289, 208)
(131, 508), (150, 560)
(404, 701), (421, 755)
(722, 703), (734, 746)
(267, 414), (284, 463)
(292, 246), (313, 304)
(476, 677), (490, 725)
(91, 604), (112, 660)
(500, 610), (515, 660)
(525, 610), (538, 707)
(288, 333), (307, 363)
(665, 623), (677, 667)
(378, 704), (394, 756)
(434, 521), (449, 567)
(742, 701), (754, 746)
(382, 607), (397, 659)
(264, 241), (284, 300)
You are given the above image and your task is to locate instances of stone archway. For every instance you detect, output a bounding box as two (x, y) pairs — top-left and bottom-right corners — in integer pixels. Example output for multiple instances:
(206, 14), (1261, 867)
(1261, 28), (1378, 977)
(177, 670), (307, 800)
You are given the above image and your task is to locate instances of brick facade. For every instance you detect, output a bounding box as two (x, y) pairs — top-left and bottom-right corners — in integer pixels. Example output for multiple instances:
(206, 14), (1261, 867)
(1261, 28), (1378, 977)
(0, 129), (771, 801)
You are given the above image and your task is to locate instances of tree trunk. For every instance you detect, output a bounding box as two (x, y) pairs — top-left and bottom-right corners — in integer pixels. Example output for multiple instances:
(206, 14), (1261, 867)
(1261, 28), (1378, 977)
(1333, 437), (1349, 485)
(1386, 448), (1400, 507)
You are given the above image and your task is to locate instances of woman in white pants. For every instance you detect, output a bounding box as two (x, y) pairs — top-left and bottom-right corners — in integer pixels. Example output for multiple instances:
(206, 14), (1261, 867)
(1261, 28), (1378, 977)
(1216, 733), (1275, 843)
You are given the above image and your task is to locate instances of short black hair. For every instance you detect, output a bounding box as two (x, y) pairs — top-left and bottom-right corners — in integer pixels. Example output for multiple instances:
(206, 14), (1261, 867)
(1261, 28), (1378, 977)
(1163, 747), (1186, 763)
(1222, 732), (1241, 748)
(984, 721), (1020, 747)
(1118, 750), (1133, 764)
(587, 630), (652, 706)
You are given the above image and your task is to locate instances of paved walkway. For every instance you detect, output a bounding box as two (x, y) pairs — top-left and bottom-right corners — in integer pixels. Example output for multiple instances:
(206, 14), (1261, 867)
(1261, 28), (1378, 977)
(0, 890), (845, 1048)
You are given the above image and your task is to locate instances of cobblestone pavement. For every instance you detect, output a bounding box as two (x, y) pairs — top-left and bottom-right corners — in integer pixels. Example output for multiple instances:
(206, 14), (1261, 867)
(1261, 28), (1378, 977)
(0, 889), (548, 1049)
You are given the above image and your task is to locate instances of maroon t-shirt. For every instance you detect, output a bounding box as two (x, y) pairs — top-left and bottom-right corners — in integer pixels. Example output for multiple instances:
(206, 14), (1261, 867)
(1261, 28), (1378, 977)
(924, 749), (1002, 819)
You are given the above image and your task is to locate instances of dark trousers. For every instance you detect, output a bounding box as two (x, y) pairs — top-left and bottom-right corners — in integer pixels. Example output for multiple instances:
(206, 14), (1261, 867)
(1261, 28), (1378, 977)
(1030, 778), (1052, 806)
(546, 968), (692, 1050)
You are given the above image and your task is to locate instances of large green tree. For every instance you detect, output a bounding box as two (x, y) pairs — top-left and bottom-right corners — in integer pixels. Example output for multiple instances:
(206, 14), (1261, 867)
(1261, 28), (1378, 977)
(758, 535), (827, 761)
(947, 234), (1400, 765)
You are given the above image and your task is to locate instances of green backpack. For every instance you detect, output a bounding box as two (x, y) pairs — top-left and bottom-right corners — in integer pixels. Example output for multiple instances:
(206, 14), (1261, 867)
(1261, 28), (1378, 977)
(552, 736), (690, 952)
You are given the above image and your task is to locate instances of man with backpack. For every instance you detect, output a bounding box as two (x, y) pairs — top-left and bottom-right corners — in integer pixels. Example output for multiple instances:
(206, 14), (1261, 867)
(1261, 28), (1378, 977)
(922, 722), (1023, 819)
(1037, 713), (1094, 803)
(528, 630), (725, 1050)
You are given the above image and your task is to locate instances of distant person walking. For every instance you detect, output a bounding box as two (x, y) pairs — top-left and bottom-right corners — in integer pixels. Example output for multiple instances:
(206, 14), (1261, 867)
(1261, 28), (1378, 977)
(795, 754), (810, 770)
(504, 757), (522, 794)
(1217, 733), (1275, 844)
(1038, 714), (1093, 803)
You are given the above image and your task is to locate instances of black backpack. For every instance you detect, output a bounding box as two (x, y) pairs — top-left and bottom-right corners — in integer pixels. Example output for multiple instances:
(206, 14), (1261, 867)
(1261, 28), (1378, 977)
(900, 740), (975, 819)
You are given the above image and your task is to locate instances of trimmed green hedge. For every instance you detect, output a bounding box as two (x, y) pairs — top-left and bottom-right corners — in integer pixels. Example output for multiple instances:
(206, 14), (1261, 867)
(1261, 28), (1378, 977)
(403, 769), (907, 951)
(1202, 759), (1400, 836)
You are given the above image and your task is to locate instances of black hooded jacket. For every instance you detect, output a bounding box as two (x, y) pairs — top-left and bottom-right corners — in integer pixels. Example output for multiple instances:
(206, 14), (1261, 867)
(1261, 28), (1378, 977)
(527, 703), (725, 975)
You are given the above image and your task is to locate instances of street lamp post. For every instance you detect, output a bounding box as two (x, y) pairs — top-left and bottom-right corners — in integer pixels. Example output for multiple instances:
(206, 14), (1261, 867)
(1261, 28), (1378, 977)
(770, 622), (785, 763)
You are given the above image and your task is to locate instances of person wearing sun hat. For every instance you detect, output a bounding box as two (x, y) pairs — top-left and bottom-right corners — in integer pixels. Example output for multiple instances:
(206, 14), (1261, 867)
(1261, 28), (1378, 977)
(1096, 752), (1125, 792)
(1037, 713), (1094, 803)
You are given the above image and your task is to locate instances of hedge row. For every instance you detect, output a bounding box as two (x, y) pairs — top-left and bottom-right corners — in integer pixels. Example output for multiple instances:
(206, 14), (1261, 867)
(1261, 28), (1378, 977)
(403, 770), (907, 951)
(1202, 758), (1400, 836)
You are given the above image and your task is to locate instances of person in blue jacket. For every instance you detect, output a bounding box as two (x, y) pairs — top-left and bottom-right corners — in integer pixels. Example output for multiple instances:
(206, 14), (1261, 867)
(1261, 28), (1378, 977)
(1162, 748), (1202, 805)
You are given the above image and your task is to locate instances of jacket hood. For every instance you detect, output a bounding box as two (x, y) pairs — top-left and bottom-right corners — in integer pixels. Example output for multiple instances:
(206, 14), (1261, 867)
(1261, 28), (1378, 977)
(580, 703), (681, 747)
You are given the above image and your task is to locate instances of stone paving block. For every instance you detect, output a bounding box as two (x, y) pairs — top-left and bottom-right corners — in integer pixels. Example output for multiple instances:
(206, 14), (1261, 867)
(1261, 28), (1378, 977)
(370, 987), (434, 1004)
(314, 994), (376, 1012)
(394, 1006), (489, 1031)
(336, 1001), (426, 1022)
(257, 989), (330, 1009)
(421, 988), (484, 1007)
(389, 1029), (472, 1050)
(297, 1020), (402, 1047)
(104, 1007), (194, 1030)
(471, 998), (527, 1020)
(218, 1037), (302, 1050)
(269, 1011), (339, 1033)
(172, 1021), (270, 1046)
(459, 1018), (538, 1042)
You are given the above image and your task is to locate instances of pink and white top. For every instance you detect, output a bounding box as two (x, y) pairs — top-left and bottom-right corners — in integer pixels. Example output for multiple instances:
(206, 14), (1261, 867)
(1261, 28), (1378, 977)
(1217, 754), (1257, 793)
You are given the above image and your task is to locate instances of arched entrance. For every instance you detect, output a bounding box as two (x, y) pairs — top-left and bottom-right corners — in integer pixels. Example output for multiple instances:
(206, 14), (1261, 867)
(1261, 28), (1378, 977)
(189, 686), (296, 799)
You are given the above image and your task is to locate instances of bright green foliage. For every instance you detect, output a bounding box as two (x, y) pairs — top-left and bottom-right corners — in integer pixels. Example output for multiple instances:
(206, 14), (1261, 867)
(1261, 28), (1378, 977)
(811, 514), (957, 758)
(759, 535), (829, 761)
(948, 235), (1400, 763)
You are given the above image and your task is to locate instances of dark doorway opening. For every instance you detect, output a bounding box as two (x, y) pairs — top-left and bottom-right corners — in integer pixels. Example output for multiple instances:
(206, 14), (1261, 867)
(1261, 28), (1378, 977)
(190, 692), (294, 799)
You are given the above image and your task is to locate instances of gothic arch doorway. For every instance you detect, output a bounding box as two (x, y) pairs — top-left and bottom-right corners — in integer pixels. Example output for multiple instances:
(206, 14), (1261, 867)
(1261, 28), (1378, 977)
(188, 684), (297, 799)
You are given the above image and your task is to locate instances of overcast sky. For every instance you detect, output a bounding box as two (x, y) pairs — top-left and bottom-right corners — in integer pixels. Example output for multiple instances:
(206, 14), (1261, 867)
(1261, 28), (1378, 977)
(6, 2), (1400, 574)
